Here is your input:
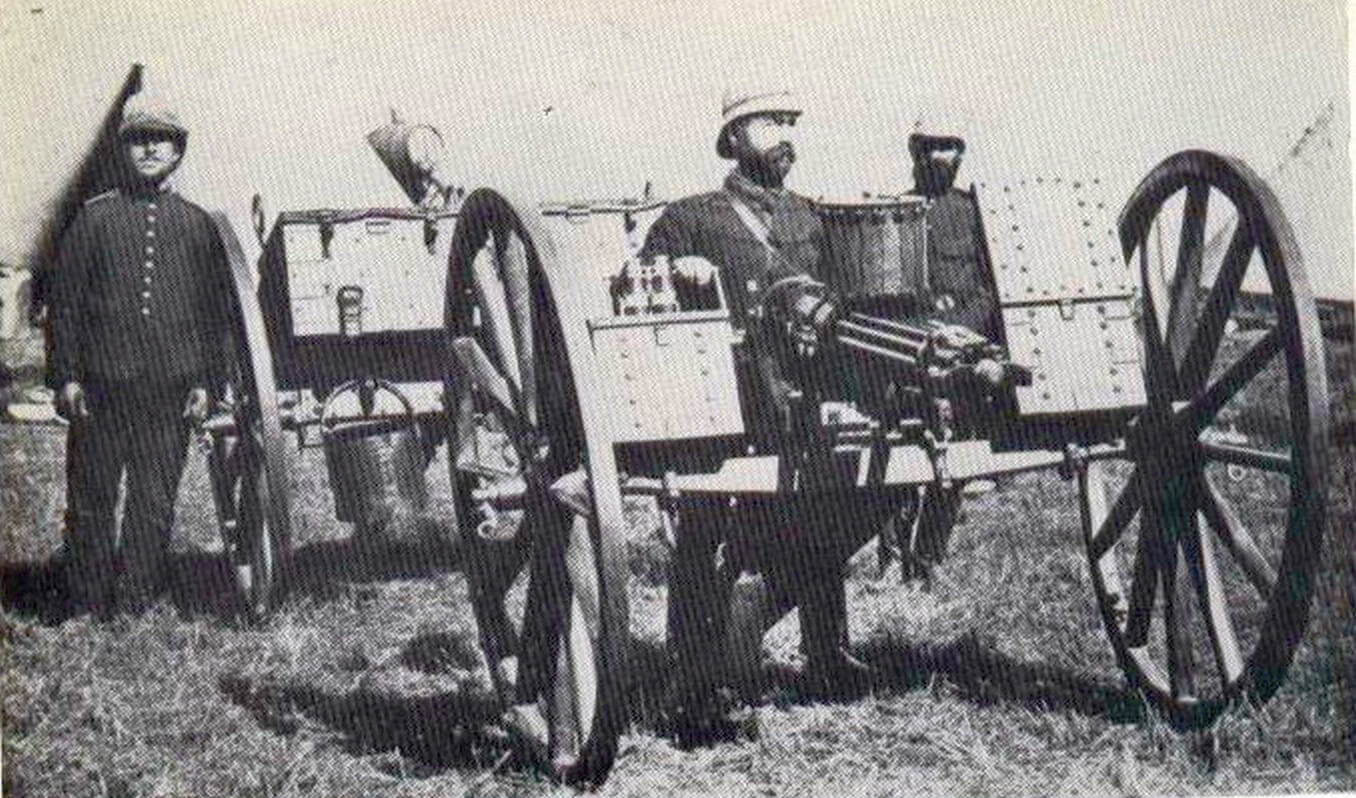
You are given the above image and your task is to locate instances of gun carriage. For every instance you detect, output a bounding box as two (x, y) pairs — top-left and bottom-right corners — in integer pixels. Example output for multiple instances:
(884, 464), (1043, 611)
(203, 150), (1329, 787)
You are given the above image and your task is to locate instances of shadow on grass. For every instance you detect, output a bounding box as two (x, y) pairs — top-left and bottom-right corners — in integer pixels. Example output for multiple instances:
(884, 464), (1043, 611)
(622, 629), (1145, 742)
(218, 671), (511, 773)
(0, 557), (69, 624)
(282, 528), (463, 602)
(856, 632), (1145, 722)
(0, 533), (465, 625)
(1, 550), (248, 623)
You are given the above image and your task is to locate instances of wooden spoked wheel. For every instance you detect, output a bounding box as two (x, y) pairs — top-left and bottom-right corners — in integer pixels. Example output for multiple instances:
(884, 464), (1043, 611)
(1077, 151), (1329, 727)
(208, 213), (291, 620)
(444, 189), (629, 785)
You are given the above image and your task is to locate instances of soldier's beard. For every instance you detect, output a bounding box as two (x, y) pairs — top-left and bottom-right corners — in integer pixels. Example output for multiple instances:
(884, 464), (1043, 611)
(913, 160), (959, 198)
(739, 142), (796, 188)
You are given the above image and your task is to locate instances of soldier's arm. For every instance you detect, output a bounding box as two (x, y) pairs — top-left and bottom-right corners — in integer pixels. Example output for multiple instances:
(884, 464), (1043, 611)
(45, 211), (96, 390)
(941, 266), (997, 335)
(638, 202), (695, 260)
(199, 219), (234, 397)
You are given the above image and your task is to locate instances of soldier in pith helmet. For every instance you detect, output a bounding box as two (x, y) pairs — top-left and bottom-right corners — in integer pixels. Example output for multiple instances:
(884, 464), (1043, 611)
(900, 103), (999, 580)
(641, 85), (895, 746)
(47, 92), (232, 618)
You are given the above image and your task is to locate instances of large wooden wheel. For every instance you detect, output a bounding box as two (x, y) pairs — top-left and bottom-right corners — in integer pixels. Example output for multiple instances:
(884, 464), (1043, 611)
(1077, 151), (1329, 727)
(444, 189), (629, 785)
(208, 214), (291, 620)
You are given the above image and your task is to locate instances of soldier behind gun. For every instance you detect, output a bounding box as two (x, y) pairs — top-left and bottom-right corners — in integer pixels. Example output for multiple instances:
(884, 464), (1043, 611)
(47, 95), (231, 619)
(640, 87), (897, 746)
(895, 106), (1000, 582)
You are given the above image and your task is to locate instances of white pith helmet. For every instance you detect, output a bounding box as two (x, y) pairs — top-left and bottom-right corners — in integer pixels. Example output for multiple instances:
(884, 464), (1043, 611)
(716, 85), (802, 158)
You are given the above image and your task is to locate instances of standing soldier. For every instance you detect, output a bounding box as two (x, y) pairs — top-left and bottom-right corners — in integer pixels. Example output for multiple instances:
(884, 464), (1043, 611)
(901, 106), (999, 582)
(641, 87), (893, 745)
(47, 94), (230, 618)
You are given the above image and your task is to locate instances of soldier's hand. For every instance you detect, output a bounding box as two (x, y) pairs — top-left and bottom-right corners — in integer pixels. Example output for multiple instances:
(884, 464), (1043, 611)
(55, 381), (90, 421)
(183, 387), (211, 425)
(671, 255), (718, 286)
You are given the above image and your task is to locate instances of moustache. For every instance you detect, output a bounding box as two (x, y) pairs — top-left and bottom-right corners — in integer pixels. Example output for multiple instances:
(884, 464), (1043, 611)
(767, 142), (796, 162)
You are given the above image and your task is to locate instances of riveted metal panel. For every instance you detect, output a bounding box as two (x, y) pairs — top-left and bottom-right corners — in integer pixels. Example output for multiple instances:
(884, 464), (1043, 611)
(1004, 299), (1146, 414)
(590, 318), (745, 443)
(982, 176), (1134, 303)
(979, 177), (1145, 415)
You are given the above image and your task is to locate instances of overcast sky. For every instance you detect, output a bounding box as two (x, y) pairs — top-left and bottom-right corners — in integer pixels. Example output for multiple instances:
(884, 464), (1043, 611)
(0, 0), (1347, 273)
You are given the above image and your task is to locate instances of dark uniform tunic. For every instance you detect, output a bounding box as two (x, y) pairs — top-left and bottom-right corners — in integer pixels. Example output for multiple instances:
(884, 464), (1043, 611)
(922, 187), (998, 339)
(46, 186), (231, 614)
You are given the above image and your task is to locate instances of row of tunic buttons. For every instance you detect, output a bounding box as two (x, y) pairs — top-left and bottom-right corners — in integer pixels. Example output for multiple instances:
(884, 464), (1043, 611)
(141, 201), (157, 317)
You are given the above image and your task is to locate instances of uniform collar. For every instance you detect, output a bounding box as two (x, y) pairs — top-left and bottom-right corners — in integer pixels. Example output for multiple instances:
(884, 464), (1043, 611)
(124, 179), (176, 201)
(724, 168), (787, 215)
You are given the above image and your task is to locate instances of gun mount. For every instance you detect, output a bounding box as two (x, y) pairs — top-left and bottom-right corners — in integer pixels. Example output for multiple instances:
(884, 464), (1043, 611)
(197, 151), (1330, 787)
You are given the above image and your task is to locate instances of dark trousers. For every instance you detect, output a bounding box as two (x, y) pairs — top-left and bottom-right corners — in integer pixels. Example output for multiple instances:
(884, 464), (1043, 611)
(666, 493), (895, 698)
(64, 380), (192, 614)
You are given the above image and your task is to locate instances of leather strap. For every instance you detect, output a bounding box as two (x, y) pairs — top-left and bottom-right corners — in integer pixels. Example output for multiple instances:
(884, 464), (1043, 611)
(725, 190), (777, 257)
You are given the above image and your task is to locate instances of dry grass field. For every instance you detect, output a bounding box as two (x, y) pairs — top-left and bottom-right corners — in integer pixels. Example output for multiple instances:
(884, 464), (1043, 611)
(3, 335), (1353, 798)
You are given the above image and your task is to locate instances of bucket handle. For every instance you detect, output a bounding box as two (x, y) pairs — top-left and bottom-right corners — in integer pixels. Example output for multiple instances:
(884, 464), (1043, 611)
(320, 378), (419, 435)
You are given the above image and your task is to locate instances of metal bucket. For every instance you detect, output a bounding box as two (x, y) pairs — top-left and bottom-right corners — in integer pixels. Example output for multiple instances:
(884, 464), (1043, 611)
(320, 380), (428, 533)
(814, 197), (929, 300)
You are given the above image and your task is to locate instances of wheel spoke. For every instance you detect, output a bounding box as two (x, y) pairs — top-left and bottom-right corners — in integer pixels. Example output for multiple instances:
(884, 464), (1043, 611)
(1177, 326), (1281, 434)
(1197, 473), (1277, 597)
(1166, 182), (1210, 366)
(1088, 467), (1144, 561)
(1199, 440), (1291, 474)
(563, 514), (601, 641)
(1177, 221), (1254, 393)
(516, 500), (572, 702)
(499, 231), (538, 429)
(472, 242), (525, 393)
(1182, 504), (1246, 688)
(549, 626), (582, 770)
(1124, 498), (1161, 647)
(1137, 241), (1177, 406)
(1162, 537), (1198, 702)
(466, 533), (529, 679)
